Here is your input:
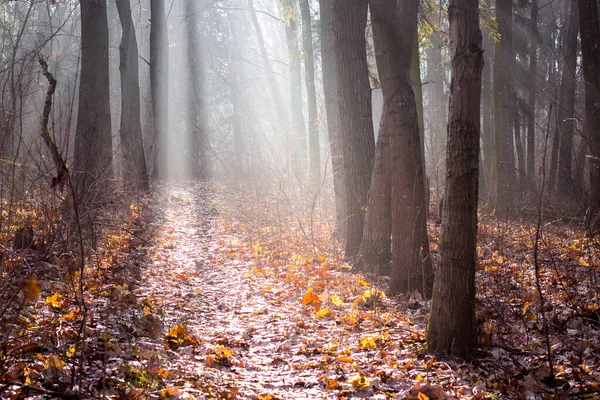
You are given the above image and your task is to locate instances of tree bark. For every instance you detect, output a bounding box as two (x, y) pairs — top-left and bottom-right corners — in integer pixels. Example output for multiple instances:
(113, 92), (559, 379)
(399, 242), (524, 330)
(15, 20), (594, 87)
(284, 1), (307, 174)
(526, 0), (538, 192)
(370, 0), (428, 294)
(578, 0), (600, 232)
(300, 0), (321, 194)
(556, 0), (579, 195)
(493, 0), (515, 218)
(150, 0), (169, 179)
(427, 0), (483, 357)
(185, 0), (208, 179)
(332, 0), (375, 258)
(73, 0), (113, 203)
(116, 0), (149, 191)
(319, 0), (346, 235)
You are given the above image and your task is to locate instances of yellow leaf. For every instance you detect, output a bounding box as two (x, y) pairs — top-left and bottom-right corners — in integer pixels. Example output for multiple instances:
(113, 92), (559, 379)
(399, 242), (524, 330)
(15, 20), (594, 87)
(23, 275), (41, 302)
(66, 346), (76, 357)
(349, 374), (371, 389)
(581, 363), (592, 374)
(331, 294), (343, 308)
(418, 392), (430, 400)
(258, 395), (273, 400)
(214, 345), (233, 358)
(315, 307), (330, 318)
(359, 335), (378, 350)
(356, 279), (370, 287)
(416, 374), (424, 382)
(45, 292), (63, 309)
(302, 288), (322, 306)
(44, 354), (65, 371)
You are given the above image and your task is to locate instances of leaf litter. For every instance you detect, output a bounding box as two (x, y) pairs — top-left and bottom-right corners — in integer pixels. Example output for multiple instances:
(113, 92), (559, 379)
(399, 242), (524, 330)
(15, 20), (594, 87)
(1, 182), (599, 399)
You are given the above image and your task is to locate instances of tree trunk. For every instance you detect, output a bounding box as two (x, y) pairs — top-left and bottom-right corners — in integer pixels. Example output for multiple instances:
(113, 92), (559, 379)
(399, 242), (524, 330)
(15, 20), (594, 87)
(427, 0), (483, 357)
(426, 32), (447, 195)
(556, 0), (579, 195)
(319, 0), (346, 235)
(116, 0), (149, 191)
(300, 0), (321, 194)
(493, 0), (515, 218)
(578, 0), (600, 232)
(284, 2), (307, 174)
(73, 0), (113, 203)
(514, 111), (526, 190)
(356, 112), (391, 273)
(185, 0), (208, 179)
(332, 0), (375, 258)
(150, 0), (169, 179)
(370, 0), (427, 294)
(526, 0), (538, 192)
(480, 31), (493, 200)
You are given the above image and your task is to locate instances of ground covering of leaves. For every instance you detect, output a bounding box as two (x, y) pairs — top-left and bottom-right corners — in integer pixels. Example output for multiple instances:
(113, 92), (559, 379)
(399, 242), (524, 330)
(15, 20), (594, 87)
(1, 182), (599, 399)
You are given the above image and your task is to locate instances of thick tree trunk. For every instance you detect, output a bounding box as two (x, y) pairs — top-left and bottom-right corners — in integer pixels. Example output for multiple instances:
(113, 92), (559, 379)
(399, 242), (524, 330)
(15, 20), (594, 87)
(300, 0), (321, 194)
(185, 0), (208, 179)
(116, 0), (149, 191)
(556, 1), (579, 195)
(356, 113), (391, 273)
(150, 0), (169, 179)
(493, 0), (515, 218)
(370, 0), (428, 294)
(332, 0), (375, 258)
(427, 0), (483, 357)
(73, 0), (113, 203)
(319, 0), (346, 235)
(578, 0), (600, 232)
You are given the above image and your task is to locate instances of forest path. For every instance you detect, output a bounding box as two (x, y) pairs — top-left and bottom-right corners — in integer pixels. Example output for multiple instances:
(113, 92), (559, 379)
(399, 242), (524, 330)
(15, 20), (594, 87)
(138, 183), (351, 399)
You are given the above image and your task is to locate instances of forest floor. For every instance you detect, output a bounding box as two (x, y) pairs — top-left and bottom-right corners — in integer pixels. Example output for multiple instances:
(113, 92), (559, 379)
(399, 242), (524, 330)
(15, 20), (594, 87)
(1, 182), (600, 399)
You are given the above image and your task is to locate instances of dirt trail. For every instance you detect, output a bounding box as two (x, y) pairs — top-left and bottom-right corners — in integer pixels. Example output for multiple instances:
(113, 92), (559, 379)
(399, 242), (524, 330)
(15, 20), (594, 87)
(139, 184), (347, 399)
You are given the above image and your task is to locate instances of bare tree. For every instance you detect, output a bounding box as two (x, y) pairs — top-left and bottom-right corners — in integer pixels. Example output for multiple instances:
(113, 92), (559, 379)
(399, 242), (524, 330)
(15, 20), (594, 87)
(427, 0), (483, 357)
(116, 0), (149, 191)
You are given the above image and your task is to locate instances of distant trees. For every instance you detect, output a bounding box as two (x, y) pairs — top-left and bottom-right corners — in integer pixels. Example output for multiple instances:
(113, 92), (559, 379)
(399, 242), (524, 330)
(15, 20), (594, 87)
(428, 0), (483, 356)
(73, 0), (113, 203)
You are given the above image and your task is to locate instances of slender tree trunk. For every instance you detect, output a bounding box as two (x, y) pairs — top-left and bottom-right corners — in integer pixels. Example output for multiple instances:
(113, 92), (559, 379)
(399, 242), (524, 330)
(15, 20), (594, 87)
(73, 0), (113, 203)
(300, 0), (321, 194)
(578, 0), (600, 231)
(427, 0), (483, 357)
(493, 0), (515, 218)
(116, 0), (149, 191)
(426, 33), (447, 195)
(556, 0), (579, 195)
(185, 0), (208, 179)
(527, 0), (538, 192)
(150, 0), (169, 179)
(284, 2), (307, 174)
(514, 111), (526, 190)
(248, 0), (289, 129)
(480, 31), (493, 200)
(411, 32), (434, 292)
(332, 0), (375, 258)
(319, 0), (346, 235)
